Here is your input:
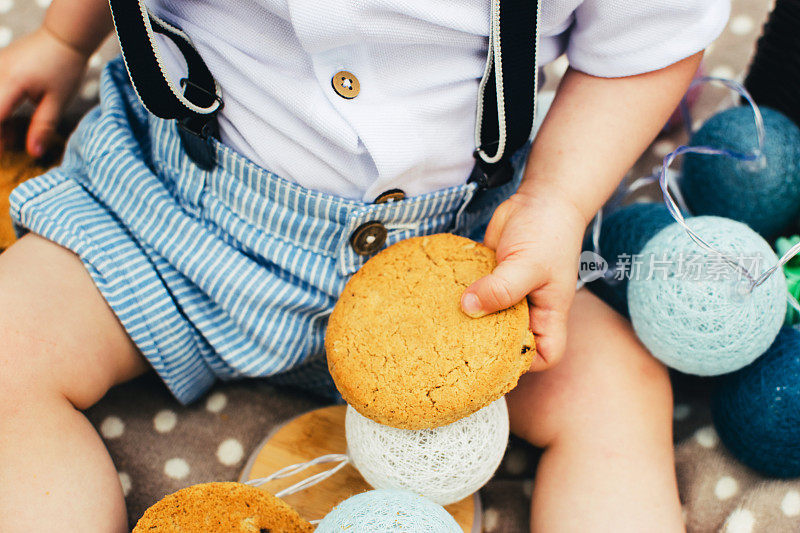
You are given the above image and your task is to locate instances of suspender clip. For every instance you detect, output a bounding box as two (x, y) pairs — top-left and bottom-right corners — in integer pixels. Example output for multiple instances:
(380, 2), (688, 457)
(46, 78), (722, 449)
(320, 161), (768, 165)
(178, 114), (219, 171)
(469, 150), (514, 190)
(176, 78), (223, 171)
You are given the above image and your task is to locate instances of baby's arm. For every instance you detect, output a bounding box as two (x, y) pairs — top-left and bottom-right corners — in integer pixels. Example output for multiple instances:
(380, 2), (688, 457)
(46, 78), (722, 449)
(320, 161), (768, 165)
(462, 52), (703, 369)
(0, 0), (112, 156)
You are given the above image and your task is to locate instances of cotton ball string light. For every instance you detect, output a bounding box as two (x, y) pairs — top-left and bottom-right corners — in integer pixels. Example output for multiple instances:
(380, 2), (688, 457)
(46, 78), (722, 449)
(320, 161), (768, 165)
(587, 202), (675, 317)
(627, 216), (786, 375)
(346, 398), (509, 506)
(316, 489), (461, 533)
(681, 106), (800, 239)
(712, 326), (800, 478)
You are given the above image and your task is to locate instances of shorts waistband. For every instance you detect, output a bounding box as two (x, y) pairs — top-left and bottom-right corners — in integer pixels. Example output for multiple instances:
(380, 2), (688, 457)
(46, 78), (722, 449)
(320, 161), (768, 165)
(146, 114), (516, 275)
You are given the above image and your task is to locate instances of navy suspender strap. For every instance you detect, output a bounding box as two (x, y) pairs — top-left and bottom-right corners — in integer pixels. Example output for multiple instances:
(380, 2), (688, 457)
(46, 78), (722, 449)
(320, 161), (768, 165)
(107, 0), (539, 184)
(107, 0), (223, 169)
(470, 0), (541, 189)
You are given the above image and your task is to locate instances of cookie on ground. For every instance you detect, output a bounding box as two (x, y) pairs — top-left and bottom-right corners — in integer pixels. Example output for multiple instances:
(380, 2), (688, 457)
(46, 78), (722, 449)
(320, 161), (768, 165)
(326, 233), (535, 429)
(0, 117), (62, 250)
(133, 482), (314, 532)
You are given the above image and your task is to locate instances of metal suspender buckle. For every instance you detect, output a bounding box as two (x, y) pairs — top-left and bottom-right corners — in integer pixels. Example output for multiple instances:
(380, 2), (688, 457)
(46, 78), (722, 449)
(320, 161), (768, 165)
(176, 78), (223, 170)
(468, 159), (514, 190)
(469, 143), (515, 189)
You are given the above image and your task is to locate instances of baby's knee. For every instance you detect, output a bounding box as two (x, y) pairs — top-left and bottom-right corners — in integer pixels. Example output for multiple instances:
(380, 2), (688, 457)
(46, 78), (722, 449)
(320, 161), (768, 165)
(0, 324), (55, 404)
(509, 302), (673, 447)
(510, 358), (672, 449)
(565, 293), (674, 419)
(0, 236), (145, 410)
(609, 338), (673, 403)
(0, 320), (110, 410)
(589, 343), (673, 422)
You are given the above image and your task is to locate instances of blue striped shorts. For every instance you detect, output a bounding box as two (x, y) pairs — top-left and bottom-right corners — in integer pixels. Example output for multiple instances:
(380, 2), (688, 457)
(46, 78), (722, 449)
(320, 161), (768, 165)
(9, 57), (525, 404)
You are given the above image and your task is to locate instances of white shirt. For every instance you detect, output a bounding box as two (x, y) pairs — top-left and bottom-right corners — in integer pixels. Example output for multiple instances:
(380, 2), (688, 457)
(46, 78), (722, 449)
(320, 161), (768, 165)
(149, 0), (730, 201)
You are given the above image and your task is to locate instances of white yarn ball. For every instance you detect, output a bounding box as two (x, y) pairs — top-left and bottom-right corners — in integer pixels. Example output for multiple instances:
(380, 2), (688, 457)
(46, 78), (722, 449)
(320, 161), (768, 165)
(346, 398), (509, 506)
(628, 217), (786, 376)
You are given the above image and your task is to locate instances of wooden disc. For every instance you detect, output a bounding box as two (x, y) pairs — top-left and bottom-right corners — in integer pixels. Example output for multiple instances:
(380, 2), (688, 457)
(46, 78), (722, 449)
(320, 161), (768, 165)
(240, 405), (480, 532)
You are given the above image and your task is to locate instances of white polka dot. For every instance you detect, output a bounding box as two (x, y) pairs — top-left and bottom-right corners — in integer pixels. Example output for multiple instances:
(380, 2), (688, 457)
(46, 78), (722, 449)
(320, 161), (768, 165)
(205, 392), (227, 413)
(710, 65), (736, 81)
(118, 472), (132, 497)
(100, 416), (125, 439)
(715, 476), (739, 500)
(35, 0), (51, 7)
(652, 140), (676, 158)
(80, 80), (100, 100)
(0, 27), (12, 48)
(724, 509), (755, 533)
(88, 53), (104, 69)
(164, 458), (190, 479)
(694, 426), (719, 448)
(216, 438), (244, 466)
(483, 508), (499, 531)
(0, 0), (14, 14)
(781, 490), (800, 517)
(522, 480), (534, 499)
(503, 448), (527, 476)
(729, 15), (755, 36)
(153, 410), (178, 433)
(673, 403), (691, 421)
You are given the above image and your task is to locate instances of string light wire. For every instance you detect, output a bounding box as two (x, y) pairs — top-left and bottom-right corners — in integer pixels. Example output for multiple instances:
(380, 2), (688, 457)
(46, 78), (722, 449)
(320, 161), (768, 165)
(585, 76), (800, 312)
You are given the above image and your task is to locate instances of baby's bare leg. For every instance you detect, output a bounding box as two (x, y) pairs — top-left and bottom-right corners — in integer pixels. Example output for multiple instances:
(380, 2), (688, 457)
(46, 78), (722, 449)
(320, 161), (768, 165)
(0, 234), (147, 532)
(508, 290), (683, 533)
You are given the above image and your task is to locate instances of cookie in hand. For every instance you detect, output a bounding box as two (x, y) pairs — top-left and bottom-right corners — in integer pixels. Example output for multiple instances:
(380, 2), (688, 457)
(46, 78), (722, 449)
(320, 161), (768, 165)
(326, 233), (535, 429)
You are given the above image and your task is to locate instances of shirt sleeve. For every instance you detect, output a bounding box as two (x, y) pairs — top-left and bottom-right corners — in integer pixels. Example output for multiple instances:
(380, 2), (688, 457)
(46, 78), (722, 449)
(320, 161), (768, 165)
(566, 0), (731, 78)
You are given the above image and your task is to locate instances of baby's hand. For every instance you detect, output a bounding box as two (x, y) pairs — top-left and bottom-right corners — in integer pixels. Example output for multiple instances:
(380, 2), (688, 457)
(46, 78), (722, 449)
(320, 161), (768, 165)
(0, 27), (89, 157)
(461, 190), (585, 371)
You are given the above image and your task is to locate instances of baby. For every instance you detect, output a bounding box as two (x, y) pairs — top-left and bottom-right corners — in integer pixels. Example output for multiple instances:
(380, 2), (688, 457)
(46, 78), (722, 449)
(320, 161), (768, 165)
(0, 0), (729, 531)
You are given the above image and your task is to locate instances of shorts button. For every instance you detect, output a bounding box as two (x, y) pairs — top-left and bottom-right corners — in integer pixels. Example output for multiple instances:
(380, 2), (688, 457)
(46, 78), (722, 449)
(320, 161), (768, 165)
(374, 189), (405, 204)
(350, 221), (387, 256)
(332, 71), (360, 99)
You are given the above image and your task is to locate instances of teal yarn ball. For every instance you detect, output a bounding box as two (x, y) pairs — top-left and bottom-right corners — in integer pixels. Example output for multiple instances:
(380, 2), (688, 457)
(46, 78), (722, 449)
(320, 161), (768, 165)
(628, 217), (786, 375)
(712, 326), (800, 478)
(682, 106), (800, 239)
(316, 489), (461, 532)
(587, 203), (675, 317)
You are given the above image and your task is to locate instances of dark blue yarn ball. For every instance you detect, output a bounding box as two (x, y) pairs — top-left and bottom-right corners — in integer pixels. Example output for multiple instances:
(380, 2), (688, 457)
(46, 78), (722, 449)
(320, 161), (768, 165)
(682, 106), (800, 239)
(586, 203), (675, 317)
(712, 326), (800, 478)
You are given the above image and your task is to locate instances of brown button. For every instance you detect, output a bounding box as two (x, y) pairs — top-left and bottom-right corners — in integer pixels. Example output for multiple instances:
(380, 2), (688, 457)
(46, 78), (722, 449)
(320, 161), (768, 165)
(332, 70), (360, 99)
(350, 221), (387, 256)
(374, 189), (405, 204)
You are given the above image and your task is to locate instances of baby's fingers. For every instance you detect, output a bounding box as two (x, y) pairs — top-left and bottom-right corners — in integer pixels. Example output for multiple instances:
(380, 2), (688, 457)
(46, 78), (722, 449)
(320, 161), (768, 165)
(461, 252), (541, 317)
(526, 286), (571, 371)
(27, 93), (62, 158)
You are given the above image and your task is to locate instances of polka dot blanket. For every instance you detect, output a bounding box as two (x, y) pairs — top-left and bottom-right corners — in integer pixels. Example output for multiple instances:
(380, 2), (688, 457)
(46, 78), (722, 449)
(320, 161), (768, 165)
(2, 0), (799, 531)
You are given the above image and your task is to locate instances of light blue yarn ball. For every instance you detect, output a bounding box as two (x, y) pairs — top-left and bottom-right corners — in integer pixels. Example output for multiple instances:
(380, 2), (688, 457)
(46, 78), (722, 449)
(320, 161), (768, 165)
(316, 490), (461, 533)
(682, 106), (800, 239)
(628, 216), (786, 375)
